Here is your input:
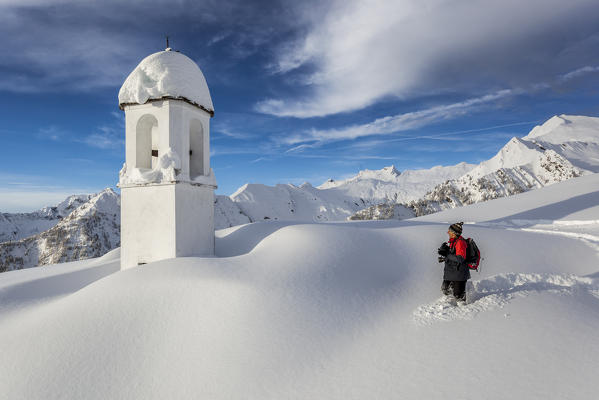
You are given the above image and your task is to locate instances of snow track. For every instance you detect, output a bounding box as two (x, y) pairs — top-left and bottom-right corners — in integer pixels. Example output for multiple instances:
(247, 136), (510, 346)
(413, 272), (599, 325)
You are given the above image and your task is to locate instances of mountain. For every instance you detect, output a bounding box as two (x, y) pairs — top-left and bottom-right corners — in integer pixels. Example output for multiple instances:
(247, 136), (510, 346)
(1, 173), (598, 399)
(352, 114), (599, 220)
(0, 189), (120, 272)
(0, 193), (92, 242)
(228, 162), (474, 223)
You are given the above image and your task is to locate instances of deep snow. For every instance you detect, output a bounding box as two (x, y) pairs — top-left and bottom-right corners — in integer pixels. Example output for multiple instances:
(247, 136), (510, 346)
(0, 174), (598, 399)
(118, 49), (213, 112)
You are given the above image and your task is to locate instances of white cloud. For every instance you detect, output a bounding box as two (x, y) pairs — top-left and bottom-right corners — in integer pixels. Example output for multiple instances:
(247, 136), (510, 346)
(258, 0), (599, 118)
(560, 65), (599, 82)
(81, 113), (125, 149)
(281, 89), (518, 145)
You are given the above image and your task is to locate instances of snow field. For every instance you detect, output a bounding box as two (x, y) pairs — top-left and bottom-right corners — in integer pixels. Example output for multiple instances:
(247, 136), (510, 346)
(0, 220), (598, 398)
(0, 174), (598, 399)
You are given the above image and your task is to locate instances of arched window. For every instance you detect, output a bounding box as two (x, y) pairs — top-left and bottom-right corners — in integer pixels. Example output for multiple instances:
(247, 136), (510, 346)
(135, 114), (159, 169)
(189, 119), (204, 178)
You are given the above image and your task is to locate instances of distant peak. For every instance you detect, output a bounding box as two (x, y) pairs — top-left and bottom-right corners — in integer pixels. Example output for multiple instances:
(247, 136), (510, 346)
(356, 165), (400, 179)
(382, 165), (401, 176)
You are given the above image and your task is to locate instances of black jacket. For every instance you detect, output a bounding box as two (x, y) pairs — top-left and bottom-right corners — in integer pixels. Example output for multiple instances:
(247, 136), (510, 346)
(443, 237), (471, 281)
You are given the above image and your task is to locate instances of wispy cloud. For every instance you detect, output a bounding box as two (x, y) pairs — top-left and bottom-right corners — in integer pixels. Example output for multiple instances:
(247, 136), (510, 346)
(559, 65), (599, 82)
(213, 127), (255, 140)
(250, 157), (270, 163)
(80, 113), (125, 149)
(258, 0), (599, 118)
(37, 125), (66, 141)
(280, 89), (519, 145)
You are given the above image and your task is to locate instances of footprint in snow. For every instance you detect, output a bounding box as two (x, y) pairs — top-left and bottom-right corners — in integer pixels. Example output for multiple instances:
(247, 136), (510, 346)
(413, 273), (598, 325)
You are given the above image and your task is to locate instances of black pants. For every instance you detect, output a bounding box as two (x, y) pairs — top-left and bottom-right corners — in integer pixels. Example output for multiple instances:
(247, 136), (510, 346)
(441, 280), (466, 300)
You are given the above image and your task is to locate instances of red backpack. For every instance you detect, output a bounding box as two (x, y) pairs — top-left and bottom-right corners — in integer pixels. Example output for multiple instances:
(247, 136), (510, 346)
(464, 238), (481, 271)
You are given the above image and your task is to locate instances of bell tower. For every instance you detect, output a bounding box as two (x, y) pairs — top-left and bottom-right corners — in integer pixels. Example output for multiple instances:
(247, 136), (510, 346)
(117, 48), (216, 270)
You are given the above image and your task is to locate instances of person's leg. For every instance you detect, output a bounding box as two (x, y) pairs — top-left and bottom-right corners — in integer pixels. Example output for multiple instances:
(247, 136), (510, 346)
(452, 281), (466, 301)
(441, 280), (451, 295)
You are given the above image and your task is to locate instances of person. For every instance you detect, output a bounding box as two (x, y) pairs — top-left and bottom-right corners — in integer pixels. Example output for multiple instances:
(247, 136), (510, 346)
(437, 222), (470, 302)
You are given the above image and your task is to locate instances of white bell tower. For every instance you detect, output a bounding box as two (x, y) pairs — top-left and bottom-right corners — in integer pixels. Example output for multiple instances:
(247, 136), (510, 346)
(117, 48), (216, 270)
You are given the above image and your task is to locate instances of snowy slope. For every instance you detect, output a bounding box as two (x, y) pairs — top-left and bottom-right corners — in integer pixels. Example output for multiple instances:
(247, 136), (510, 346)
(0, 174), (598, 399)
(0, 189), (120, 271)
(354, 114), (599, 219)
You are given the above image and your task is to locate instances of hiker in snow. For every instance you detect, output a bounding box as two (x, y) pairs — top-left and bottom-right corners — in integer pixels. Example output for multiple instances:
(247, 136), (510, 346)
(437, 222), (470, 302)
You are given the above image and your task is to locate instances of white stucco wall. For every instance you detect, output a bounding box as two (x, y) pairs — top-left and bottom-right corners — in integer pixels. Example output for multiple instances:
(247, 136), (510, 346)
(121, 184), (177, 269)
(175, 184), (215, 257)
(121, 183), (215, 269)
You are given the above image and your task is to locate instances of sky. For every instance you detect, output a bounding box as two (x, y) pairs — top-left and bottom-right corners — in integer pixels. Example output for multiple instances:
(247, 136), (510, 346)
(1, 0), (599, 212)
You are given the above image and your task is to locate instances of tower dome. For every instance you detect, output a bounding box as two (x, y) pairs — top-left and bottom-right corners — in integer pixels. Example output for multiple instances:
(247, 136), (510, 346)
(118, 49), (214, 116)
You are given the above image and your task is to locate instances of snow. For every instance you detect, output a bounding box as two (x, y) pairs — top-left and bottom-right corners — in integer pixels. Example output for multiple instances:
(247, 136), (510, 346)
(465, 114), (599, 181)
(0, 189), (121, 271)
(228, 162), (474, 223)
(1, 173), (598, 399)
(118, 148), (217, 187)
(118, 49), (214, 112)
(0, 193), (92, 242)
(524, 114), (599, 144)
(317, 162), (474, 200)
(416, 172), (599, 223)
(119, 148), (181, 185)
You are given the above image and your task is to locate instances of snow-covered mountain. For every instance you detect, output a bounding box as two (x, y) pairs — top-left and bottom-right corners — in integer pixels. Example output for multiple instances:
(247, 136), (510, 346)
(0, 193), (92, 243)
(228, 162), (474, 223)
(352, 114), (599, 219)
(0, 189), (120, 272)
(1, 173), (598, 399)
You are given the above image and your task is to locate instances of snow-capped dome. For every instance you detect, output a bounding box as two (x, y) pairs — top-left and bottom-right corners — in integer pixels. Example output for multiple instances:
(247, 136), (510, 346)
(118, 49), (214, 115)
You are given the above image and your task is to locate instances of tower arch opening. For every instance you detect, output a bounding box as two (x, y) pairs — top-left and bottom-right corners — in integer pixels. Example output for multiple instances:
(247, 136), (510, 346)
(135, 114), (159, 169)
(189, 119), (204, 178)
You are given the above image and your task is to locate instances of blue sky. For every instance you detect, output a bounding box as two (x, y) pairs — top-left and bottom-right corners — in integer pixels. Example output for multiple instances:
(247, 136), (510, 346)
(1, 0), (599, 212)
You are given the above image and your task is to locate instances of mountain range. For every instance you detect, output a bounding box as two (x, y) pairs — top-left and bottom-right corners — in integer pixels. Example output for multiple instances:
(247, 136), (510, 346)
(1, 114), (598, 271)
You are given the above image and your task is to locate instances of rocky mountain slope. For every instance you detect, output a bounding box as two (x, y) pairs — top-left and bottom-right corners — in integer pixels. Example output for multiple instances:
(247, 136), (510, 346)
(351, 115), (599, 220)
(0, 189), (120, 272)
